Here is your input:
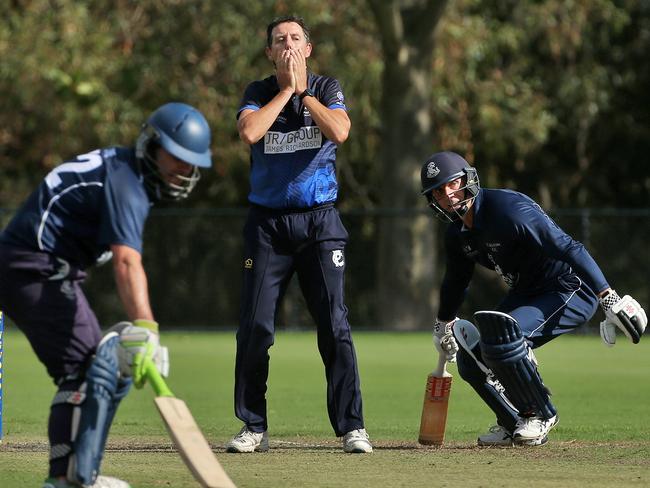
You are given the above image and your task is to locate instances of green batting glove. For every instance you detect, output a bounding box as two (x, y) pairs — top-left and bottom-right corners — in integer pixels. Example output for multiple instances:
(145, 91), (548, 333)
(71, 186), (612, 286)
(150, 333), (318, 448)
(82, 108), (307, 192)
(132, 319), (169, 386)
(108, 319), (168, 389)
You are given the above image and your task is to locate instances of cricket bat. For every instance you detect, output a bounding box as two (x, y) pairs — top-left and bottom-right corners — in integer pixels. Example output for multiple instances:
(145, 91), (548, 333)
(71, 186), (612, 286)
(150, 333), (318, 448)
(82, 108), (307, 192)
(418, 351), (452, 446)
(144, 360), (237, 488)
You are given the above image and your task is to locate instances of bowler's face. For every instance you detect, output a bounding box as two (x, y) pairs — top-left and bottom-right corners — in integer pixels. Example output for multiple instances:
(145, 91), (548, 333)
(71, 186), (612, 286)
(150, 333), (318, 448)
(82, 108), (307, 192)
(266, 22), (312, 63)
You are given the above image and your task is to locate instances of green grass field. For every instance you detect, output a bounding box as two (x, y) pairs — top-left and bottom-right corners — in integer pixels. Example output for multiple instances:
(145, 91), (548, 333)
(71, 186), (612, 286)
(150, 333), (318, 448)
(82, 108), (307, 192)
(1, 329), (649, 487)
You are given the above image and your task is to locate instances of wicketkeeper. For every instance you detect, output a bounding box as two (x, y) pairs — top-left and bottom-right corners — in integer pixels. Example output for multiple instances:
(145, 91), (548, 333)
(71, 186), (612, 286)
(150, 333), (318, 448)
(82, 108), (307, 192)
(420, 151), (647, 446)
(0, 103), (212, 487)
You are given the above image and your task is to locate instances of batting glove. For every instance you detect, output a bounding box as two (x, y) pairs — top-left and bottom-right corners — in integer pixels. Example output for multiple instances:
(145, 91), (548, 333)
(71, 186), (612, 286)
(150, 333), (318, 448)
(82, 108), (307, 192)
(599, 290), (647, 346)
(107, 319), (169, 388)
(433, 317), (459, 363)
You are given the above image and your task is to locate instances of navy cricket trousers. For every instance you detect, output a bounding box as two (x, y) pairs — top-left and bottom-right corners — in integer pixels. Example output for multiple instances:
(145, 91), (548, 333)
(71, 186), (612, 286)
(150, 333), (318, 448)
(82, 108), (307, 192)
(234, 205), (365, 436)
(0, 244), (104, 477)
(0, 244), (101, 381)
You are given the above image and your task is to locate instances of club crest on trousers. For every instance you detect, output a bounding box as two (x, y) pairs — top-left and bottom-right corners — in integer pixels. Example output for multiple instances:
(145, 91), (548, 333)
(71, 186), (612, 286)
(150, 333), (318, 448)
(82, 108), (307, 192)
(332, 250), (344, 267)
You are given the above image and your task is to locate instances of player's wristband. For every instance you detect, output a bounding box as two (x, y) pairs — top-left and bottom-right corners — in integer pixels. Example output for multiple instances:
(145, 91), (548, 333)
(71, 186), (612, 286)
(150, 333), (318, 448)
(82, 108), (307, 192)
(299, 88), (315, 100)
(133, 319), (159, 334)
(599, 290), (620, 312)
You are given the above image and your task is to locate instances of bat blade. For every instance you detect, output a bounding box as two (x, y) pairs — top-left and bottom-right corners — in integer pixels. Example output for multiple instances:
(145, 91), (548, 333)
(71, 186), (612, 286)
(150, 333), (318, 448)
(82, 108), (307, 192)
(154, 396), (237, 488)
(418, 355), (452, 446)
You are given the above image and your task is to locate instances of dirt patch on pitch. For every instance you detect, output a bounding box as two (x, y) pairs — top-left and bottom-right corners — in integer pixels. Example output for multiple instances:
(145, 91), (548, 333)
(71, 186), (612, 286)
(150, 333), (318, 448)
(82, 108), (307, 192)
(2, 437), (648, 459)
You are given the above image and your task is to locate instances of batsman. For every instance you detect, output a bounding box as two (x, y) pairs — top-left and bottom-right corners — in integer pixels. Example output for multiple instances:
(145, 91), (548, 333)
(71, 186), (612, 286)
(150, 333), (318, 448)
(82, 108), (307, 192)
(0, 103), (212, 487)
(420, 151), (647, 447)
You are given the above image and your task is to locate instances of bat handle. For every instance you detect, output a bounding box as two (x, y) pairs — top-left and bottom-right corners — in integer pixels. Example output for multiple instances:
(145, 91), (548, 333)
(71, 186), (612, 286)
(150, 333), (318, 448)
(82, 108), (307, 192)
(434, 352), (451, 378)
(144, 358), (174, 397)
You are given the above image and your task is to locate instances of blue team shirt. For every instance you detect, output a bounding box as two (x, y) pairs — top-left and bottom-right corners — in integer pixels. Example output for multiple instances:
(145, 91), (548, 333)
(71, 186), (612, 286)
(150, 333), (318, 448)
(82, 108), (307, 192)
(438, 188), (609, 319)
(0, 147), (151, 269)
(238, 72), (347, 209)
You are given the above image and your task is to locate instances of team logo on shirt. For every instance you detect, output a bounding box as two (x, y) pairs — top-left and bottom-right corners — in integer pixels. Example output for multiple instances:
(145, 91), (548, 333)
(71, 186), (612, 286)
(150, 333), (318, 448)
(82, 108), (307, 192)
(494, 264), (517, 288)
(244, 258), (253, 269)
(462, 244), (478, 258)
(426, 162), (440, 178)
(332, 250), (345, 267)
(487, 253), (518, 288)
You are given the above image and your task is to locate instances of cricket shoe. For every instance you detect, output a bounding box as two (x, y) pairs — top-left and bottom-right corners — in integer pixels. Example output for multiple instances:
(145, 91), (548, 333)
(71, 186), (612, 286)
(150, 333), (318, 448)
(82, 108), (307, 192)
(225, 425), (269, 453)
(513, 414), (559, 446)
(342, 428), (373, 453)
(43, 476), (131, 488)
(477, 424), (514, 447)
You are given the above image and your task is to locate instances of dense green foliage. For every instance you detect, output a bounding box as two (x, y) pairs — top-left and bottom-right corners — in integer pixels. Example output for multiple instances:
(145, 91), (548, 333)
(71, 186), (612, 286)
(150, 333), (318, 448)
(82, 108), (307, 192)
(1, 1), (648, 328)
(1, 0), (648, 208)
(1, 330), (649, 486)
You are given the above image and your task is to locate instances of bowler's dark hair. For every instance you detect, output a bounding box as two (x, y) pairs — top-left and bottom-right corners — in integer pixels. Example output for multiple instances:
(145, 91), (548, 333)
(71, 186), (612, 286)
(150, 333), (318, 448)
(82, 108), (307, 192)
(266, 15), (310, 47)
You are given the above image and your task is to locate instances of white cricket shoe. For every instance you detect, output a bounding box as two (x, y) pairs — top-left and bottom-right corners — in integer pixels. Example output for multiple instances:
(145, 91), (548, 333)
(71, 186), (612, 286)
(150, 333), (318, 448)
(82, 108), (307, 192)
(477, 424), (514, 447)
(342, 428), (373, 453)
(43, 476), (131, 488)
(89, 476), (132, 488)
(225, 425), (269, 453)
(513, 415), (558, 446)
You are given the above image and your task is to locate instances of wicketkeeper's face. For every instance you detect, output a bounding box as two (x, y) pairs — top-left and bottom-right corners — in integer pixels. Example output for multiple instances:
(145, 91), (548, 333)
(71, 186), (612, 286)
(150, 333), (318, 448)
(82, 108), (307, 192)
(432, 177), (467, 212)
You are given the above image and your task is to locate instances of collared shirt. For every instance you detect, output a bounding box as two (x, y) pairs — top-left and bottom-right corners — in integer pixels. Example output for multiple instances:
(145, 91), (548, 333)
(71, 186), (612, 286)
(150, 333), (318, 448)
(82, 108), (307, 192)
(0, 147), (151, 269)
(238, 72), (347, 209)
(438, 188), (609, 319)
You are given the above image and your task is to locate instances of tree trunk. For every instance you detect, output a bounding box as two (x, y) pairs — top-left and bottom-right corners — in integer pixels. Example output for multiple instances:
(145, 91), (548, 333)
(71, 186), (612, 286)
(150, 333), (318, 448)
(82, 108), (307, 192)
(368, 0), (449, 329)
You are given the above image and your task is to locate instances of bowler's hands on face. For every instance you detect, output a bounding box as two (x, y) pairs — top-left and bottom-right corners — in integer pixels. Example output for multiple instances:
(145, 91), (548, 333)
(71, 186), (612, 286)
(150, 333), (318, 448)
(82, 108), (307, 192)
(276, 48), (296, 93)
(290, 48), (308, 95)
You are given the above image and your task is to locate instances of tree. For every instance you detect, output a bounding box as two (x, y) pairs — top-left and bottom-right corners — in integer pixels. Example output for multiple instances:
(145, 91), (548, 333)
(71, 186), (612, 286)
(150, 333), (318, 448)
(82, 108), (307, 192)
(367, 0), (450, 329)
(1, 1), (647, 328)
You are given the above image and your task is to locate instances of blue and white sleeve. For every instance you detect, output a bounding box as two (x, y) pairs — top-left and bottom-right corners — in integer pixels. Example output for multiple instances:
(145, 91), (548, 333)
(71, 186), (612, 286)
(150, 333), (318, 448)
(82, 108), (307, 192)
(322, 78), (347, 111)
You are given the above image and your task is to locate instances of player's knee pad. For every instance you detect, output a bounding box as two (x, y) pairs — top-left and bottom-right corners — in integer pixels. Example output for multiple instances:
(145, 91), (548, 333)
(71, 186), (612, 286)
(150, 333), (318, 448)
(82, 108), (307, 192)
(453, 320), (489, 382)
(453, 319), (481, 351)
(474, 311), (556, 419)
(68, 332), (131, 486)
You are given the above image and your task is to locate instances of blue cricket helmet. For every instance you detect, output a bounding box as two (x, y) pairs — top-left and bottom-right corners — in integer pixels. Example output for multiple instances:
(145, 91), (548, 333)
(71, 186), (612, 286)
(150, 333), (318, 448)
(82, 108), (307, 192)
(145, 102), (212, 168)
(136, 102), (213, 201)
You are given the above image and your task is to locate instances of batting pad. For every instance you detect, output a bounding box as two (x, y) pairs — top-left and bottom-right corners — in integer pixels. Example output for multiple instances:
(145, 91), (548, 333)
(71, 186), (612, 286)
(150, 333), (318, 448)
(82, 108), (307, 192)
(474, 311), (556, 419)
(71, 333), (123, 485)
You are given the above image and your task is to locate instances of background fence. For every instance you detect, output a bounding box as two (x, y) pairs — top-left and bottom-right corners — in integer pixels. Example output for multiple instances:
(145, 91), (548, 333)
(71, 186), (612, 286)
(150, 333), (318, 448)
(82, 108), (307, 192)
(1, 207), (648, 332)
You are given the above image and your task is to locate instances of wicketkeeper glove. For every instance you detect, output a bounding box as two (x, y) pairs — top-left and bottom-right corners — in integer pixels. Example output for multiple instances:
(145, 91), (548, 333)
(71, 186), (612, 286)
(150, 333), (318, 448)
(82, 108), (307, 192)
(599, 290), (647, 346)
(107, 319), (170, 388)
(433, 317), (459, 363)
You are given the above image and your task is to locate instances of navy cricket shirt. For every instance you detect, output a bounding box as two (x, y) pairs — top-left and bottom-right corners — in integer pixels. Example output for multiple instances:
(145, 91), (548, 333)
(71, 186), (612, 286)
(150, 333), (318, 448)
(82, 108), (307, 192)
(237, 72), (347, 209)
(438, 188), (609, 319)
(0, 147), (151, 269)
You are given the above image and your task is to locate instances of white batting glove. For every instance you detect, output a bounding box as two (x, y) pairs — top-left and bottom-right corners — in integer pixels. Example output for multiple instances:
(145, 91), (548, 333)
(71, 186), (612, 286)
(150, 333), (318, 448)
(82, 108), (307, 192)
(433, 317), (459, 363)
(599, 290), (647, 346)
(107, 320), (169, 387)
